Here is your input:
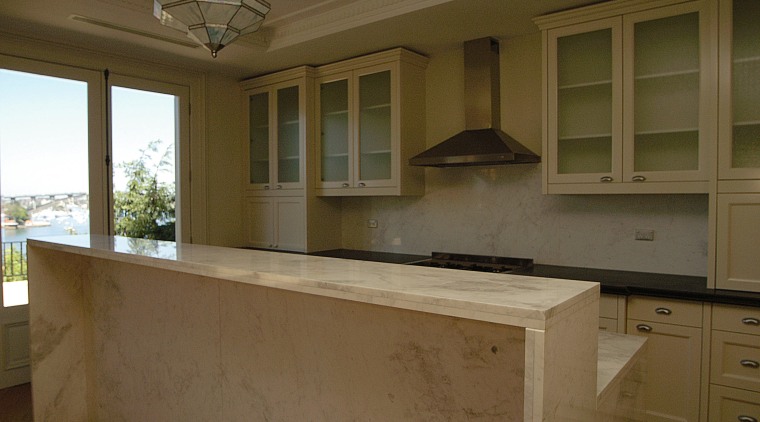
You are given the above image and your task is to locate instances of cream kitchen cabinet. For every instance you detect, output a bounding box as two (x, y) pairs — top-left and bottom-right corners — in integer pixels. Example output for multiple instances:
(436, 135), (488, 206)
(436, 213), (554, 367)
(718, 0), (760, 190)
(600, 293), (627, 333)
(716, 194), (760, 292)
(242, 67), (314, 194)
(315, 49), (427, 196)
(245, 196), (305, 252)
(709, 304), (760, 422)
(627, 295), (704, 421)
(535, 0), (713, 194)
(241, 67), (342, 253)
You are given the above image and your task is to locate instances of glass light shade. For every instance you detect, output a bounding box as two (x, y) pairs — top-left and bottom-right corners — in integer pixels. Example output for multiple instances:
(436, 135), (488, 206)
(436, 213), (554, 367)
(154, 0), (270, 58)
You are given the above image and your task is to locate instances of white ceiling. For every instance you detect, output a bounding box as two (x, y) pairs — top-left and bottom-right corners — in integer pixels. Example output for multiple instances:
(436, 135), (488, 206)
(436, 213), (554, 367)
(0, 0), (605, 80)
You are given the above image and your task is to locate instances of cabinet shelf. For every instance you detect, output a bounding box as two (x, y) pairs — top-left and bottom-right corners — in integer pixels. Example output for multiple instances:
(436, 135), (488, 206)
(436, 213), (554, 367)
(323, 153), (349, 158)
(734, 56), (760, 65)
(281, 119), (299, 126)
(324, 110), (349, 116)
(361, 149), (392, 155)
(635, 68), (699, 80)
(361, 103), (391, 111)
(635, 127), (698, 136)
(558, 133), (612, 141)
(734, 120), (760, 127)
(558, 80), (612, 90)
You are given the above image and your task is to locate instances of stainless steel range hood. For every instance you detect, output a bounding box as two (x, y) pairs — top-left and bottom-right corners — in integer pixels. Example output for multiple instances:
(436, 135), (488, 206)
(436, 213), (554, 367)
(409, 37), (540, 167)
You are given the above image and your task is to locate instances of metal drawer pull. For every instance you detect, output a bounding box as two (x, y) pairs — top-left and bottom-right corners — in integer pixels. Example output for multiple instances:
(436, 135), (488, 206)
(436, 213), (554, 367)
(636, 324), (652, 332)
(742, 317), (760, 326)
(600, 176), (613, 182)
(276, 185), (282, 190)
(358, 182), (366, 187)
(738, 416), (757, 422)
(264, 185), (270, 190)
(740, 359), (759, 369)
(631, 175), (646, 182)
(655, 307), (672, 315)
(342, 183), (349, 188)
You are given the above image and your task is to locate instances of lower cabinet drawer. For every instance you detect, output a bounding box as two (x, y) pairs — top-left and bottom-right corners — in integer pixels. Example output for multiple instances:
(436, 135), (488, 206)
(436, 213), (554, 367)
(711, 330), (760, 392)
(628, 296), (703, 327)
(599, 317), (619, 332)
(709, 384), (760, 422)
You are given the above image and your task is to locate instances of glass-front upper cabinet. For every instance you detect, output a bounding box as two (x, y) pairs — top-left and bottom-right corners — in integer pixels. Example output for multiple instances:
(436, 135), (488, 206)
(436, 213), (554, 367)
(623, 2), (709, 184)
(719, 0), (760, 182)
(317, 65), (395, 193)
(315, 50), (426, 197)
(538, 0), (712, 194)
(245, 79), (305, 193)
(548, 18), (622, 185)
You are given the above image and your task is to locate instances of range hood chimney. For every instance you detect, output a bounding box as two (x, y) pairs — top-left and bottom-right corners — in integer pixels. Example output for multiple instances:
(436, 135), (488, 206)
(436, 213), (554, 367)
(409, 37), (540, 167)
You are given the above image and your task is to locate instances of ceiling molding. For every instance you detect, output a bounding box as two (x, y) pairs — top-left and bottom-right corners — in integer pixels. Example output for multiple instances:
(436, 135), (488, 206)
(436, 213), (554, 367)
(95, 0), (150, 14)
(265, 0), (454, 51)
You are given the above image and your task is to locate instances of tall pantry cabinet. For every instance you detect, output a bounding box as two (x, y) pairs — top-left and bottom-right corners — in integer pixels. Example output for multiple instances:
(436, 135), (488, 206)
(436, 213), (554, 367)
(241, 67), (341, 252)
(716, 0), (760, 293)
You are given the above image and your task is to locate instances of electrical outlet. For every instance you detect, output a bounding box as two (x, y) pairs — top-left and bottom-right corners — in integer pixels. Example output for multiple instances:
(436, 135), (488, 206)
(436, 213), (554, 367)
(367, 219), (378, 228)
(635, 229), (655, 241)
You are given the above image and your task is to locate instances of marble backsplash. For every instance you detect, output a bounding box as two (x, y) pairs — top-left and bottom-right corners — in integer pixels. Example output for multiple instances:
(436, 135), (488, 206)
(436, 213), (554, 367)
(341, 164), (709, 277)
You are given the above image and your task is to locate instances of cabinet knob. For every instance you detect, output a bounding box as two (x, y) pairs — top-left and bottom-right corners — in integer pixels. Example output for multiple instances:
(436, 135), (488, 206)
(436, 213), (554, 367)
(740, 359), (759, 369)
(358, 182), (366, 187)
(655, 307), (672, 315)
(342, 183), (350, 188)
(742, 317), (760, 326)
(738, 416), (757, 422)
(636, 324), (652, 333)
(600, 176), (613, 182)
(631, 175), (646, 182)
(276, 185), (282, 190)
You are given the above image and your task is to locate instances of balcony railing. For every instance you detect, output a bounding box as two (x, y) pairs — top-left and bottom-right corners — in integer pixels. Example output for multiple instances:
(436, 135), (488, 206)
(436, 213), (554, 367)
(2, 241), (27, 282)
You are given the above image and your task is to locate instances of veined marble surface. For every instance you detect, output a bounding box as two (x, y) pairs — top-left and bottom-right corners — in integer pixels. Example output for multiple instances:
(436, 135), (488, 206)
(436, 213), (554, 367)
(597, 331), (647, 404)
(28, 235), (598, 329)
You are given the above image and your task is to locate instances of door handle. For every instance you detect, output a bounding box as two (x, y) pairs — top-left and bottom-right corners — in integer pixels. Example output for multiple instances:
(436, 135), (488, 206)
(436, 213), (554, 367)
(600, 176), (613, 182)
(636, 324), (652, 333)
(631, 175), (646, 182)
(740, 359), (759, 369)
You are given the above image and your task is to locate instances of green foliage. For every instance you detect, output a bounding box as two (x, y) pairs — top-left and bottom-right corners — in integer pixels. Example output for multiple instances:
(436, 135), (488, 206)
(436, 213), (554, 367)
(4, 202), (29, 224)
(113, 140), (176, 241)
(2, 245), (27, 282)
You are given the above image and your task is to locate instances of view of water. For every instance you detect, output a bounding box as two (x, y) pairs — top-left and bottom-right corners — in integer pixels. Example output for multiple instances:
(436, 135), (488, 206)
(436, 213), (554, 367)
(2, 214), (89, 244)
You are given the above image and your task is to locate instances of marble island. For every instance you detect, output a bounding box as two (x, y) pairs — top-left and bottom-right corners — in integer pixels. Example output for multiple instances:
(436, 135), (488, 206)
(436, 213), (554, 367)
(28, 235), (645, 421)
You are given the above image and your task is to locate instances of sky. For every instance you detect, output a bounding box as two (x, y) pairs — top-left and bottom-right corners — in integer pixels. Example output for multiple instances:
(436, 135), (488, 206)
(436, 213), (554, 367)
(0, 69), (176, 198)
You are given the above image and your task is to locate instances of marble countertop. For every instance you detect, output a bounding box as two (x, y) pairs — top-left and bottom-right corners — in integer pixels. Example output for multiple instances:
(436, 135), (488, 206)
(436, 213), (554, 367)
(596, 331), (647, 405)
(28, 235), (599, 330)
(311, 249), (760, 308)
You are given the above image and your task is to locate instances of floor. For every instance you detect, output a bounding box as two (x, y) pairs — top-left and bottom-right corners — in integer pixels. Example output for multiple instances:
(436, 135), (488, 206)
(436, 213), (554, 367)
(0, 383), (32, 422)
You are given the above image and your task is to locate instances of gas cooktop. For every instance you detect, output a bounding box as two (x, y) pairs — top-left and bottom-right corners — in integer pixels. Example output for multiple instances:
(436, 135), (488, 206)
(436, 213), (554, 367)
(408, 252), (533, 274)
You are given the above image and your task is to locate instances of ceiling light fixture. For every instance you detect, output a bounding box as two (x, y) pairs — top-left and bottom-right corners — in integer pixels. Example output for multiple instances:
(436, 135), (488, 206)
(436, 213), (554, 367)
(153, 0), (271, 58)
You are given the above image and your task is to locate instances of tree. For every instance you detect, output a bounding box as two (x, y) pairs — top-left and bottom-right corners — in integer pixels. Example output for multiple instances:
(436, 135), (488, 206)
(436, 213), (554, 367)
(2, 244), (27, 282)
(113, 140), (176, 241)
(5, 202), (29, 224)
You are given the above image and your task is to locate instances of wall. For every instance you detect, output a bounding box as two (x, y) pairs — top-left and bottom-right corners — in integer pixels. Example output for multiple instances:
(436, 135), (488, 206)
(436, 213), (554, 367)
(204, 74), (245, 247)
(341, 34), (709, 277)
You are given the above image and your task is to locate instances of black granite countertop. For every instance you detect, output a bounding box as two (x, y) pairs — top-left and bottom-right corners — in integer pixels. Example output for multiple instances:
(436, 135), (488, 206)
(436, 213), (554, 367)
(309, 249), (760, 308)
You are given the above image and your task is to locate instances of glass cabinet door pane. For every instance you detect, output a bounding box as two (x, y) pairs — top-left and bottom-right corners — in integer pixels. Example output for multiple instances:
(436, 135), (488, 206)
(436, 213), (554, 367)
(249, 92), (269, 184)
(556, 29), (614, 174)
(358, 70), (391, 181)
(277, 86), (300, 184)
(731, 0), (760, 169)
(320, 79), (349, 182)
(633, 12), (700, 172)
